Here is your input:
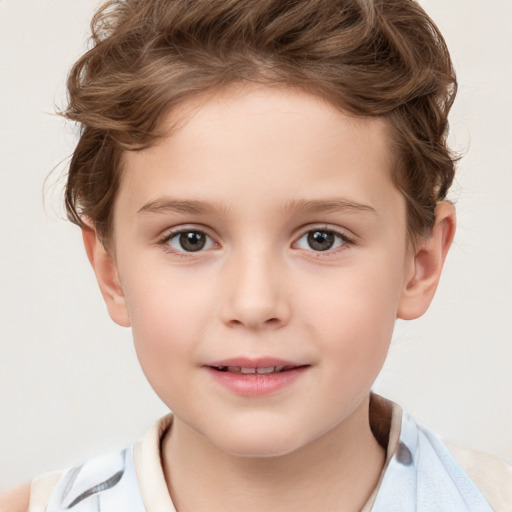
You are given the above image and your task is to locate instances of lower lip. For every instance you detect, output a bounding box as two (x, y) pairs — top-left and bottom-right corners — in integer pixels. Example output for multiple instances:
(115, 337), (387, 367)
(206, 367), (308, 396)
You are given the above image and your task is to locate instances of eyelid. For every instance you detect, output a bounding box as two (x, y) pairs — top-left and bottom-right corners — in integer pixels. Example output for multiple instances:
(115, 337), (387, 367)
(159, 225), (219, 254)
(292, 225), (356, 253)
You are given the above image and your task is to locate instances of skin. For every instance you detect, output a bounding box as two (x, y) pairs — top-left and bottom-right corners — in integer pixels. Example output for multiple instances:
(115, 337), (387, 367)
(0, 484), (30, 512)
(79, 85), (455, 512)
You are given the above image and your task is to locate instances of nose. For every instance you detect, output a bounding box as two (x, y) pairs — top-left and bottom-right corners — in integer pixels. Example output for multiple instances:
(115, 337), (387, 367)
(220, 249), (291, 330)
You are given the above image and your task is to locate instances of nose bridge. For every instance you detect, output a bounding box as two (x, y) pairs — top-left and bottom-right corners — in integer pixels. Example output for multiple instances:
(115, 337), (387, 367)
(221, 243), (290, 330)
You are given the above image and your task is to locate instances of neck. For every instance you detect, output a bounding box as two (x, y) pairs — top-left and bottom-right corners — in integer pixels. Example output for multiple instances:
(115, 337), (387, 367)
(162, 396), (386, 512)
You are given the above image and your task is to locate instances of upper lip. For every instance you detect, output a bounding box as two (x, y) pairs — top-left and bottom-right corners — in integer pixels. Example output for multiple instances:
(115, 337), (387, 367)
(206, 357), (305, 369)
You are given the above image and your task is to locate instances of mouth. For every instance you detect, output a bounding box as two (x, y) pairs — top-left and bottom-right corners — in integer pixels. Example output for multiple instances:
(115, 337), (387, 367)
(205, 359), (309, 396)
(210, 365), (301, 375)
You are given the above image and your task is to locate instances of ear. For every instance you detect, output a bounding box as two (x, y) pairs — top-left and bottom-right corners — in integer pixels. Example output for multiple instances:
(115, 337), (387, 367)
(397, 202), (456, 320)
(82, 227), (131, 327)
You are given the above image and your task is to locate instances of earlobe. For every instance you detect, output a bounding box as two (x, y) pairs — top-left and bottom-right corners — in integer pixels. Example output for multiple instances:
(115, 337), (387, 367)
(82, 228), (131, 327)
(397, 202), (456, 320)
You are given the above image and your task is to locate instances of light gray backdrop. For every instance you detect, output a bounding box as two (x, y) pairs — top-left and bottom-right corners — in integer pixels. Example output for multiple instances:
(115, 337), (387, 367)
(1, 0), (511, 489)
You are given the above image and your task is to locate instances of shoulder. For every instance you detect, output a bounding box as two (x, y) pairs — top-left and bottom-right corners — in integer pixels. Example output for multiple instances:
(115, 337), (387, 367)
(0, 483), (31, 512)
(9, 415), (173, 512)
(0, 472), (73, 512)
(370, 395), (512, 512)
(25, 447), (147, 512)
(0, 472), (65, 512)
(27, 471), (64, 512)
(443, 439), (512, 512)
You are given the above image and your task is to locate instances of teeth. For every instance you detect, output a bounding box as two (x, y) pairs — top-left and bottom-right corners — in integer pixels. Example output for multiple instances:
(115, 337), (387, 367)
(256, 367), (276, 374)
(214, 365), (297, 374)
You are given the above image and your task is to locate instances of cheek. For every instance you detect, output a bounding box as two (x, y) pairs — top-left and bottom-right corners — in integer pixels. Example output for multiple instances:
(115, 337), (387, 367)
(121, 271), (214, 400)
(124, 261), (214, 335)
(300, 253), (405, 381)
(320, 297), (394, 387)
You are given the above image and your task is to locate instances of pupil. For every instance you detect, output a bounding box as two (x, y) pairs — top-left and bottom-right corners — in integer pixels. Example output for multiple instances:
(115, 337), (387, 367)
(308, 231), (334, 251)
(180, 232), (206, 252)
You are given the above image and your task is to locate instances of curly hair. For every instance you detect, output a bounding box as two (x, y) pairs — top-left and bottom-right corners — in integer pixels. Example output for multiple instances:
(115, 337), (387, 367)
(64, 0), (457, 245)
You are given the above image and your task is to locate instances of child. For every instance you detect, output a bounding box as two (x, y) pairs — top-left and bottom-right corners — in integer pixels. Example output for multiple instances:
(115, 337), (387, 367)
(3, 0), (511, 510)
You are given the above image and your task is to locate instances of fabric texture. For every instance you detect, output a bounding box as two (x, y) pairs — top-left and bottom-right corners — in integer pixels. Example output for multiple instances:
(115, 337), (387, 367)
(29, 396), (512, 512)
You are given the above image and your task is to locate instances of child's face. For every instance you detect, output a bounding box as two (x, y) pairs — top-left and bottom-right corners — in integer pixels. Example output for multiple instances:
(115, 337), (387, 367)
(105, 85), (417, 456)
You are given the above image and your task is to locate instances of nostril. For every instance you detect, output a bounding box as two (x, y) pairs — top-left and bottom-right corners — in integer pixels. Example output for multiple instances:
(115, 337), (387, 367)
(221, 298), (290, 329)
(227, 316), (283, 329)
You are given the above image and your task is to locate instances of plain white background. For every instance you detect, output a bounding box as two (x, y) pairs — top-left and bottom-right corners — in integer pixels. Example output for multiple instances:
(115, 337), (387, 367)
(0, 0), (511, 489)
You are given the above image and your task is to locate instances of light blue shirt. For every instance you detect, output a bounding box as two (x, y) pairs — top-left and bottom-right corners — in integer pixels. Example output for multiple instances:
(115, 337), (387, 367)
(46, 412), (494, 512)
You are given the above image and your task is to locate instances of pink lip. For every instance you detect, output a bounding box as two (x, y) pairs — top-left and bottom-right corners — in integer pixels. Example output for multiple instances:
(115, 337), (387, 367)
(204, 357), (309, 397)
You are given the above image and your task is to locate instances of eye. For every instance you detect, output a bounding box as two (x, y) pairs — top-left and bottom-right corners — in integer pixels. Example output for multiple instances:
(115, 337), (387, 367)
(164, 230), (216, 253)
(295, 229), (349, 252)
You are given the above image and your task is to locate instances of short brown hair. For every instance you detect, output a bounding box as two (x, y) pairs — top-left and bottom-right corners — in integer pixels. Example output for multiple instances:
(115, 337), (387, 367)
(64, 0), (457, 245)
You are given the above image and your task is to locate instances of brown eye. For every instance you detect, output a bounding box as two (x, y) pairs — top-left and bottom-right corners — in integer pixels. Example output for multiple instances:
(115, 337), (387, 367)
(307, 231), (335, 251)
(179, 232), (206, 252)
(166, 230), (214, 253)
(295, 229), (348, 253)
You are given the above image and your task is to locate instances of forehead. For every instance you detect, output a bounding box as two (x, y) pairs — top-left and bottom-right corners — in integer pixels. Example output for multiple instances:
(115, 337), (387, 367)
(117, 85), (404, 225)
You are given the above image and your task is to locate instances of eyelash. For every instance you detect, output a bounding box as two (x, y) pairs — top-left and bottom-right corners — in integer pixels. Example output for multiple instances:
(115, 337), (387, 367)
(158, 226), (355, 257)
(159, 228), (216, 255)
(293, 227), (355, 257)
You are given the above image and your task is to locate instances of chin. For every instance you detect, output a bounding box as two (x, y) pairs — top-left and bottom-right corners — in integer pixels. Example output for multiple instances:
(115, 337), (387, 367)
(207, 422), (311, 459)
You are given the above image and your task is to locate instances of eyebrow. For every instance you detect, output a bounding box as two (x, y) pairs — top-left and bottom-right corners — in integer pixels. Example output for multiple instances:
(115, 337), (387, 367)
(137, 197), (376, 216)
(138, 198), (221, 215)
(282, 198), (376, 216)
